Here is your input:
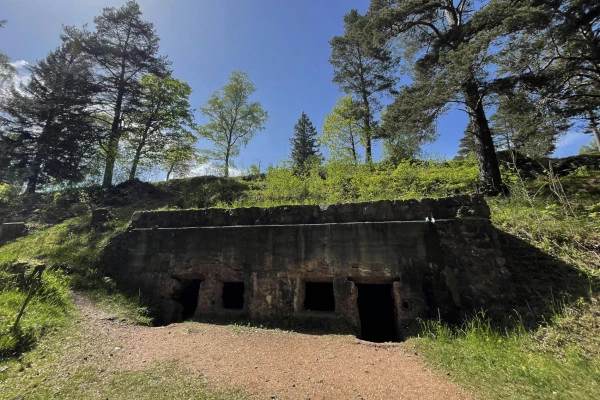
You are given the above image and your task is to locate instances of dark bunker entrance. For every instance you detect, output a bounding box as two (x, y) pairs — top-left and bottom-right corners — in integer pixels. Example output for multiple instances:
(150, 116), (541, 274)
(357, 283), (398, 342)
(174, 279), (202, 321)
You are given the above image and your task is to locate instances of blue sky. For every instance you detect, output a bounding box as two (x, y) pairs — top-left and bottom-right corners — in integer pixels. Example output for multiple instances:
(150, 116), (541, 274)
(0, 0), (591, 175)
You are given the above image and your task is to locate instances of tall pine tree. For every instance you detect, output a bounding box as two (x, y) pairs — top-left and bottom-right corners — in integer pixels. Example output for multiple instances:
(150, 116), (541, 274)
(0, 41), (98, 193)
(64, 0), (169, 187)
(329, 9), (398, 163)
(290, 112), (320, 173)
(367, 0), (551, 193)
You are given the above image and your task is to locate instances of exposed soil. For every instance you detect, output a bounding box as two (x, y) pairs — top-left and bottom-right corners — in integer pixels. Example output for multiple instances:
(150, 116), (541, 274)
(72, 294), (470, 400)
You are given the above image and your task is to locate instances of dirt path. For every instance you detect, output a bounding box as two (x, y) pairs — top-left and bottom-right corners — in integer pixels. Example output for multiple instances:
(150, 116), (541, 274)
(72, 295), (470, 400)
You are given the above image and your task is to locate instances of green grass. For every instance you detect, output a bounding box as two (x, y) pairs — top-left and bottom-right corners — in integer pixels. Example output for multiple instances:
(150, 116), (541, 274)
(0, 362), (247, 400)
(0, 213), (149, 357)
(413, 313), (600, 399)
(409, 167), (600, 399)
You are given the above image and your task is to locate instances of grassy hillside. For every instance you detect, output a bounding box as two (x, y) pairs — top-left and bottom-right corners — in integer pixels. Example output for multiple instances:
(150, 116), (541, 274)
(1, 155), (599, 398)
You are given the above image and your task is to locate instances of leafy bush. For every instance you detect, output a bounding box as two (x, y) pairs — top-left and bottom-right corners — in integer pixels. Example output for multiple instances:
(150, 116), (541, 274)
(0, 183), (20, 208)
(236, 158), (480, 207)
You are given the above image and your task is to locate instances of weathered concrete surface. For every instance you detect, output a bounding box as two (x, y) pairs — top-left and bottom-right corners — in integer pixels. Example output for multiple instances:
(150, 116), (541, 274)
(102, 195), (511, 339)
(0, 222), (27, 246)
(130, 194), (490, 228)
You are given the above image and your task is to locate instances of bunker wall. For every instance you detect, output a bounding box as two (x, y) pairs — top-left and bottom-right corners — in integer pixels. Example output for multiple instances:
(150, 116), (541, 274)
(104, 214), (511, 336)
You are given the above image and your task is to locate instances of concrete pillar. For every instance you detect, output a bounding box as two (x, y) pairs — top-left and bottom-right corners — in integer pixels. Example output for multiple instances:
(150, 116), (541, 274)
(333, 277), (360, 333)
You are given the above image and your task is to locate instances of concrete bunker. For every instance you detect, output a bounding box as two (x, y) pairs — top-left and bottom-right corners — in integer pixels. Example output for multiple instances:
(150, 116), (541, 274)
(102, 195), (513, 341)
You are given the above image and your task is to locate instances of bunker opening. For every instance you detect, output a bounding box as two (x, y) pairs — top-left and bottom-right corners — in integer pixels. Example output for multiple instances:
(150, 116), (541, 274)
(357, 283), (398, 342)
(222, 282), (245, 309)
(174, 279), (202, 321)
(303, 282), (335, 311)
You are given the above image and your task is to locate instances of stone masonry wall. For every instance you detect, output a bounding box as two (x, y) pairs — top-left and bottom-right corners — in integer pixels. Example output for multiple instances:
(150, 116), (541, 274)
(102, 195), (511, 339)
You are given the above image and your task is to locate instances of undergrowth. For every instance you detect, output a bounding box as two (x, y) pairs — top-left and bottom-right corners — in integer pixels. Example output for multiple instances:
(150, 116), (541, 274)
(229, 158), (479, 207)
(0, 212), (149, 358)
(415, 312), (600, 399)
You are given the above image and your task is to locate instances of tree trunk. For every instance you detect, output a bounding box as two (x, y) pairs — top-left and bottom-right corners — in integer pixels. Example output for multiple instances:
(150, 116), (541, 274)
(589, 114), (600, 151)
(25, 164), (40, 194)
(462, 79), (505, 195)
(128, 127), (150, 181)
(350, 125), (358, 165)
(224, 148), (230, 178)
(103, 74), (126, 187)
(361, 92), (372, 163)
(25, 151), (42, 194)
(166, 164), (174, 181)
(103, 133), (120, 187)
(129, 154), (139, 181)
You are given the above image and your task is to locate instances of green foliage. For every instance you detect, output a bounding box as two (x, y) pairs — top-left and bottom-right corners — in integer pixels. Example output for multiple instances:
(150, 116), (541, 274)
(197, 71), (268, 177)
(321, 95), (362, 164)
(329, 9), (398, 162)
(159, 176), (251, 209)
(0, 214), (150, 356)
(0, 183), (19, 208)
(64, 0), (169, 187)
(290, 112), (320, 173)
(0, 20), (16, 85)
(368, 0), (527, 192)
(580, 141), (599, 155)
(490, 91), (569, 158)
(163, 130), (202, 180)
(123, 74), (195, 180)
(379, 80), (444, 158)
(415, 312), (600, 399)
(236, 157), (479, 207)
(0, 41), (98, 193)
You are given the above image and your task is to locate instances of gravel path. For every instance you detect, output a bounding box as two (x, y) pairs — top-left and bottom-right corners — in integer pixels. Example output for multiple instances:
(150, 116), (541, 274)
(73, 295), (470, 400)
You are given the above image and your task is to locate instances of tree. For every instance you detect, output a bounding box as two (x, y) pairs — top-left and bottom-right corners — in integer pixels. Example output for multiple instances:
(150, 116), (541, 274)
(496, 1), (600, 151)
(368, 0), (522, 193)
(579, 140), (599, 154)
(490, 90), (569, 158)
(290, 112), (320, 173)
(0, 42), (98, 193)
(197, 71), (268, 177)
(456, 124), (477, 160)
(162, 130), (201, 180)
(329, 9), (398, 163)
(378, 80), (443, 159)
(0, 19), (16, 85)
(64, 0), (169, 187)
(321, 95), (362, 165)
(123, 74), (194, 180)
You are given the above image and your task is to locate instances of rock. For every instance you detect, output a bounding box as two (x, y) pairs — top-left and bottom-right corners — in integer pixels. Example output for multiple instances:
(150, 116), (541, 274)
(0, 222), (27, 245)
